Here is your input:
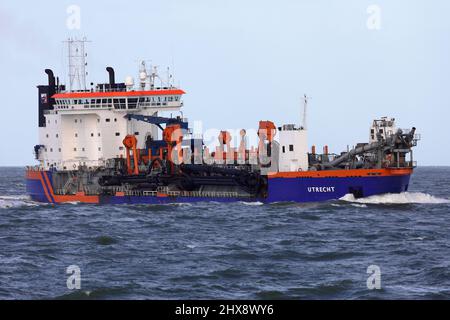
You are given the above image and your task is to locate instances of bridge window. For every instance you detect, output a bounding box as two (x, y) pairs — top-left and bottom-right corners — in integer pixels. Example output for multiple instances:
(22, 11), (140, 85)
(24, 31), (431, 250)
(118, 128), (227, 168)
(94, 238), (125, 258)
(106, 118), (110, 122)
(113, 99), (126, 109)
(128, 98), (138, 109)
(115, 132), (120, 136)
(289, 145), (294, 152)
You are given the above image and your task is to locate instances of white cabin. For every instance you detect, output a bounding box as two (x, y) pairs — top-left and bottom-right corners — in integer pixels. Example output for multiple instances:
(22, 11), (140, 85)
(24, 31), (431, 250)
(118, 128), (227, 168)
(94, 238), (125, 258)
(37, 88), (185, 170)
(277, 124), (309, 172)
(369, 117), (397, 143)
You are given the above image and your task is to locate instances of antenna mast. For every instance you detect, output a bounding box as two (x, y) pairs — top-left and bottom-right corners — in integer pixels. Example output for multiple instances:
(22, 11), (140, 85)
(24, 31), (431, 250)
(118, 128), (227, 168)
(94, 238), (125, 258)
(302, 94), (309, 130)
(66, 37), (89, 92)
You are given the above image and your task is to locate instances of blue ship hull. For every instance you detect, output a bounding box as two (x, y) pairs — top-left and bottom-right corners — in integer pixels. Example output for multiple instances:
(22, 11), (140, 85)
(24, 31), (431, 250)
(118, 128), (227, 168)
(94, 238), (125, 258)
(267, 174), (410, 202)
(26, 168), (412, 204)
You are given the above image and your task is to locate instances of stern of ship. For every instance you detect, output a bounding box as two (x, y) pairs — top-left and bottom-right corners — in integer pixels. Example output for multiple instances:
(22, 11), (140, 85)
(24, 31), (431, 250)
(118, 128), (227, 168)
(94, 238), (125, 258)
(266, 168), (413, 203)
(26, 168), (54, 203)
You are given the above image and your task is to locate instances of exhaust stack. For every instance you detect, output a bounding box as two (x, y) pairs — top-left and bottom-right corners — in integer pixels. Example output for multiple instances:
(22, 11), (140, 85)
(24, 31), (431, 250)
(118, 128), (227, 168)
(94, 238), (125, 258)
(106, 67), (115, 86)
(45, 69), (55, 89)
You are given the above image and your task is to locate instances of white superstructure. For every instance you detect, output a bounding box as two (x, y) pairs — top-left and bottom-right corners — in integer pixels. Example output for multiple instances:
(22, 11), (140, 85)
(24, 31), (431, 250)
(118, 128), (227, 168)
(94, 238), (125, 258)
(277, 95), (309, 172)
(278, 124), (309, 172)
(38, 89), (184, 170)
(36, 44), (185, 171)
(369, 117), (397, 143)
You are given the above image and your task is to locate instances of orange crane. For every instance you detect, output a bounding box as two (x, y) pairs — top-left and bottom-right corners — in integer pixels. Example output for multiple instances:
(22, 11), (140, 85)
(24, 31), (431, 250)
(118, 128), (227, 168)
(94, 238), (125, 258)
(123, 135), (140, 175)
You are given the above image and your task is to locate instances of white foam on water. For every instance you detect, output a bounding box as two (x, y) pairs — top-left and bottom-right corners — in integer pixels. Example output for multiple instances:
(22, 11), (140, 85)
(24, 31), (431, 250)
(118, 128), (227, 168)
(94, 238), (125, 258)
(331, 203), (342, 207)
(239, 201), (264, 206)
(350, 203), (368, 208)
(340, 192), (450, 204)
(389, 285), (444, 295)
(0, 195), (29, 200)
(64, 201), (81, 205)
(169, 202), (193, 207)
(0, 195), (41, 209)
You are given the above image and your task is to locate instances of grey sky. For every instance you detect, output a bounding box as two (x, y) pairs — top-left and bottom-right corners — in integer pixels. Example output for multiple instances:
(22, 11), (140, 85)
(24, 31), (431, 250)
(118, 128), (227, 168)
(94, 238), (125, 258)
(1, 0), (449, 165)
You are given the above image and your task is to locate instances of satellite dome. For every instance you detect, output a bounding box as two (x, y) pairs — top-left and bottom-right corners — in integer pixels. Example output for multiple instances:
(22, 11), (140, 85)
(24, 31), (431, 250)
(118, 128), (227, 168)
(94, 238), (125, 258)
(125, 76), (134, 87)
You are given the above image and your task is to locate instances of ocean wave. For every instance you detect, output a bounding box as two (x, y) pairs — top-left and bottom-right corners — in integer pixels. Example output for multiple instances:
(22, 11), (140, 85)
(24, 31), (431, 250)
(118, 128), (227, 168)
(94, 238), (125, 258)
(0, 195), (42, 209)
(387, 284), (448, 296)
(238, 201), (264, 206)
(64, 201), (81, 205)
(339, 192), (450, 204)
(169, 202), (193, 207)
(55, 286), (132, 299)
(350, 203), (368, 208)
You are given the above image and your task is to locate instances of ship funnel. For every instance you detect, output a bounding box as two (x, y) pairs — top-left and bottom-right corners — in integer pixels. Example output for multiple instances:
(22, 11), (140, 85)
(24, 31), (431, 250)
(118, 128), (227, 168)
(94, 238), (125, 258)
(106, 67), (115, 85)
(45, 69), (55, 88)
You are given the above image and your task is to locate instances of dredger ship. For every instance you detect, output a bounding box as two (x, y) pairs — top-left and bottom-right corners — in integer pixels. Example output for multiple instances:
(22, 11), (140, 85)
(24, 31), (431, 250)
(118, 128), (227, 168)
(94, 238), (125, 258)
(26, 40), (419, 204)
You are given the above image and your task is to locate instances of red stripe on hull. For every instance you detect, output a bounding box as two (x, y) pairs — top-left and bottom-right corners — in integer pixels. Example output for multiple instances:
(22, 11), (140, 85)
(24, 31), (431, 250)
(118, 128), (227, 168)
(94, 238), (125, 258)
(52, 89), (185, 99)
(268, 168), (413, 179)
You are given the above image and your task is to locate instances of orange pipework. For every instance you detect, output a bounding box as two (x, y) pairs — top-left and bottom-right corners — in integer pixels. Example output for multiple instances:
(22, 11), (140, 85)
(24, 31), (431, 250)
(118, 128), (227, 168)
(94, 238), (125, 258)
(258, 121), (276, 142)
(218, 131), (234, 163)
(237, 129), (247, 163)
(219, 131), (232, 149)
(163, 124), (184, 167)
(258, 121), (277, 160)
(123, 135), (139, 175)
